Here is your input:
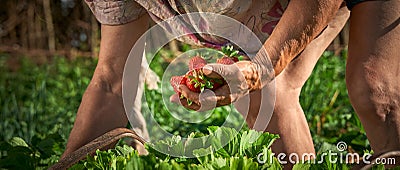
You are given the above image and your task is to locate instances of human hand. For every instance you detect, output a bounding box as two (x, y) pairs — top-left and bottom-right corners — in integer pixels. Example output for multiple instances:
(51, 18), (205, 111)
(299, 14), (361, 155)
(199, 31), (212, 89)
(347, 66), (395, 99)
(170, 59), (271, 111)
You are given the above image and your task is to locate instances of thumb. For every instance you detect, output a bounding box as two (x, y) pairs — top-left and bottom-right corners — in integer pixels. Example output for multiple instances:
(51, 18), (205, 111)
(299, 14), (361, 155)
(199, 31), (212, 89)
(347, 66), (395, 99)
(202, 64), (233, 79)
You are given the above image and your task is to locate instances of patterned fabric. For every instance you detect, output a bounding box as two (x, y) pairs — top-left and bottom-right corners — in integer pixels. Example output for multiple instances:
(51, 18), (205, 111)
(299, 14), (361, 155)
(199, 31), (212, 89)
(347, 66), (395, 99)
(85, 0), (147, 25)
(85, 0), (289, 50)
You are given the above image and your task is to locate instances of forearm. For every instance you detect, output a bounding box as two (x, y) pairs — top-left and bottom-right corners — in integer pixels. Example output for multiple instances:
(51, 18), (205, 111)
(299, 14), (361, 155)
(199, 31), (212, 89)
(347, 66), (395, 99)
(262, 0), (342, 76)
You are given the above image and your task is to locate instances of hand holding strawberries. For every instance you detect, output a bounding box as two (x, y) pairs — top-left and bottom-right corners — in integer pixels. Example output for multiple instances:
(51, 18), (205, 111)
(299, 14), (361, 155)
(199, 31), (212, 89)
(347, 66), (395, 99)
(170, 46), (273, 111)
(171, 60), (261, 111)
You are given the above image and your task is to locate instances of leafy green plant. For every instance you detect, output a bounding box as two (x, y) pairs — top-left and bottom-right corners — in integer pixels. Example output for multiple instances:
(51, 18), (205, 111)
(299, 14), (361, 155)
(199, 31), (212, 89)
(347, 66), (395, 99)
(0, 133), (64, 169)
(70, 126), (281, 170)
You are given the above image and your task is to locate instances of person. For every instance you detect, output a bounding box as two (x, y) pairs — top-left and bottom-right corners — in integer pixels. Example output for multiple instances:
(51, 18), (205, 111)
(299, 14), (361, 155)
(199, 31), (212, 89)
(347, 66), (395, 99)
(62, 0), (399, 168)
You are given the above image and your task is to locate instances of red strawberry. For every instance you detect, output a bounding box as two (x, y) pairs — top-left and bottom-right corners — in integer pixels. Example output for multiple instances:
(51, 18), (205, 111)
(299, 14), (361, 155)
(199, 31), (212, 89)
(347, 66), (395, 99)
(216, 57), (235, 65)
(210, 78), (224, 90)
(232, 57), (239, 62)
(170, 75), (186, 94)
(188, 56), (207, 70)
(185, 69), (203, 92)
(184, 69), (217, 92)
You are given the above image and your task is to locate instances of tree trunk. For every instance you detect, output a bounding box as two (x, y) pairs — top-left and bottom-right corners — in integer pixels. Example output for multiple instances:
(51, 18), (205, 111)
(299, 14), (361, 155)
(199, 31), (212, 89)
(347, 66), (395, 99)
(20, 10), (28, 49)
(42, 0), (56, 52)
(91, 15), (99, 58)
(27, 1), (35, 49)
(7, 1), (17, 45)
(35, 12), (43, 49)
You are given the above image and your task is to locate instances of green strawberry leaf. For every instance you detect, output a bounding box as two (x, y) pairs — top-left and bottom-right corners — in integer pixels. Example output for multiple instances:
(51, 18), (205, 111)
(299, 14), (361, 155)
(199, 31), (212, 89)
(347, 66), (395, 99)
(230, 50), (239, 57)
(187, 99), (193, 106)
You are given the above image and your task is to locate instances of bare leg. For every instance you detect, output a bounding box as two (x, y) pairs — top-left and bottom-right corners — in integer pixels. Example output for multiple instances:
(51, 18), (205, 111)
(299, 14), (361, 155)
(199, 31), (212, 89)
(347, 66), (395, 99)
(236, 7), (350, 168)
(62, 14), (149, 158)
(346, 0), (400, 165)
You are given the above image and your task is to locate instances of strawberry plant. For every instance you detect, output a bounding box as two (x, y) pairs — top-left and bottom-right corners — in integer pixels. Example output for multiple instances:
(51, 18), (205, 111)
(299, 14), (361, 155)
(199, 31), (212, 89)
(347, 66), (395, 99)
(70, 126), (282, 170)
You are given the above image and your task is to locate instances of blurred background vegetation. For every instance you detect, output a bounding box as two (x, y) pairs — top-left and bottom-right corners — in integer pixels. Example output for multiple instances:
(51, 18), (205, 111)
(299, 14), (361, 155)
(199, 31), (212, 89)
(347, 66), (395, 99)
(1, 0), (99, 59)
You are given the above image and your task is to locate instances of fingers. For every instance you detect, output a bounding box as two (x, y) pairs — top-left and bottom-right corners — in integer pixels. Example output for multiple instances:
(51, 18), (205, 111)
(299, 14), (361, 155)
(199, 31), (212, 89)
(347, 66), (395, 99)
(202, 65), (222, 79)
(202, 64), (232, 79)
(180, 83), (230, 106)
(212, 85), (234, 105)
(179, 98), (201, 111)
(179, 85), (200, 104)
(169, 58), (256, 111)
(241, 55), (251, 61)
(203, 63), (246, 84)
(169, 93), (180, 103)
(170, 92), (202, 110)
(171, 84), (232, 111)
(197, 89), (218, 111)
(179, 85), (219, 110)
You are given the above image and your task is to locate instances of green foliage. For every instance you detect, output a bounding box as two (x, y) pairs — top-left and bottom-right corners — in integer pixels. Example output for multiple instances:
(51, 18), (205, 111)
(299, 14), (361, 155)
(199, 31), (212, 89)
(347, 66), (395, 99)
(71, 126), (281, 170)
(0, 133), (64, 169)
(0, 54), (96, 169)
(0, 54), (97, 143)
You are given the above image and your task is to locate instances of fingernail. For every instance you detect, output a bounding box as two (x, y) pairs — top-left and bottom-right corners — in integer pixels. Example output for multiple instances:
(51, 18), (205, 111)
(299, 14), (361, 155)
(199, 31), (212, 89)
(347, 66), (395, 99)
(203, 65), (213, 74)
(170, 95), (178, 103)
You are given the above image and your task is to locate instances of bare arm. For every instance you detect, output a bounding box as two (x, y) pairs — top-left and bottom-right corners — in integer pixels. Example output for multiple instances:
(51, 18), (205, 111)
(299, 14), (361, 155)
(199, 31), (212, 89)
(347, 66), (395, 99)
(177, 0), (343, 110)
(263, 0), (342, 76)
(62, 14), (149, 158)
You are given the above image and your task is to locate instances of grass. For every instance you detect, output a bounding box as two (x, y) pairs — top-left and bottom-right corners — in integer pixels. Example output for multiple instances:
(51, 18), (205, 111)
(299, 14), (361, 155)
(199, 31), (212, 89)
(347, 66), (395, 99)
(0, 54), (96, 143)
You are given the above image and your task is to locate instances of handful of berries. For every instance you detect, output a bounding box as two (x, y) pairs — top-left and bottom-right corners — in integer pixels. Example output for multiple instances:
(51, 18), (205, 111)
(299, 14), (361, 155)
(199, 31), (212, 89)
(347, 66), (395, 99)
(170, 46), (242, 105)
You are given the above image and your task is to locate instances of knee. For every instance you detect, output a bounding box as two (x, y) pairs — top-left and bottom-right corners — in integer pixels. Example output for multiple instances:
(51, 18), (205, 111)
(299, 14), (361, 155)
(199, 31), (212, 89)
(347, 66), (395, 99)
(345, 65), (366, 109)
(346, 65), (375, 114)
(345, 64), (397, 121)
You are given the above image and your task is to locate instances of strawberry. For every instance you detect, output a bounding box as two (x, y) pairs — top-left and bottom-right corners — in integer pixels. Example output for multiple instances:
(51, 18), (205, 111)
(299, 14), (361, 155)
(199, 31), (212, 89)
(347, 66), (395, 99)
(231, 57), (239, 62)
(185, 69), (204, 92)
(170, 75), (195, 105)
(217, 57), (235, 65)
(188, 56), (207, 70)
(210, 78), (224, 90)
(170, 75), (186, 94)
(184, 69), (215, 92)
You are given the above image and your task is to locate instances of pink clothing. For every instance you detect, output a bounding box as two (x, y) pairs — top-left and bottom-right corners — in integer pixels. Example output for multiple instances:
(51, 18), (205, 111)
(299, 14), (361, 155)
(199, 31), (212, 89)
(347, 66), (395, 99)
(85, 0), (288, 48)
